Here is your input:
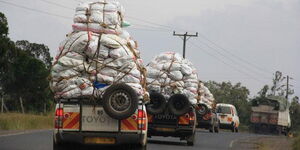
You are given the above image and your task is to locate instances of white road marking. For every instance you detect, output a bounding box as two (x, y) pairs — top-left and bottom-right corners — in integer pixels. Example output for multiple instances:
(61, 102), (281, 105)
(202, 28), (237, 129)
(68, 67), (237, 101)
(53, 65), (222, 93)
(0, 129), (52, 138)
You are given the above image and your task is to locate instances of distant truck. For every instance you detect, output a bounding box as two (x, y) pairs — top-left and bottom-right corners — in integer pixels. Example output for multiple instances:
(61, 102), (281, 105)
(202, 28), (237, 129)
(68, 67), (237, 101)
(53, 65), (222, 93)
(53, 84), (148, 150)
(250, 96), (291, 135)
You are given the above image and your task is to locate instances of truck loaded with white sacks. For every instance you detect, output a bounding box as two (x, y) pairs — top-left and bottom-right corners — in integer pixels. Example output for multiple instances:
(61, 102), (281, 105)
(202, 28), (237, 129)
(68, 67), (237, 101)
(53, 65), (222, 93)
(51, 1), (148, 150)
(145, 52), (200, 146)
(195, 82), (219, 133)
(250, 96), (291, 135)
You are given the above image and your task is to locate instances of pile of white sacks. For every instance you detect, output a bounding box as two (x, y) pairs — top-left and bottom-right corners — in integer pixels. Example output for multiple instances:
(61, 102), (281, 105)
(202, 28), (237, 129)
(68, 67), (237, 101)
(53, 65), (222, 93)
(146, 52), (199, 105)
(198, 82), (215, 109)
(50, 0), (147, 99)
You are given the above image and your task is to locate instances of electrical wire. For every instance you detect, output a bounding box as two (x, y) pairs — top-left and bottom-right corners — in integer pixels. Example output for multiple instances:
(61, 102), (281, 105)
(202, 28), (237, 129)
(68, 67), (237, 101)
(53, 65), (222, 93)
(0, 0), (72, 20)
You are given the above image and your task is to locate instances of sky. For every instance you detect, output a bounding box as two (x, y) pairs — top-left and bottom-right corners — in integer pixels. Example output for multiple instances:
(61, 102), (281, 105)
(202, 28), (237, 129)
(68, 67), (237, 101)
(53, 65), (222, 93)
(0, 0), (299, 99)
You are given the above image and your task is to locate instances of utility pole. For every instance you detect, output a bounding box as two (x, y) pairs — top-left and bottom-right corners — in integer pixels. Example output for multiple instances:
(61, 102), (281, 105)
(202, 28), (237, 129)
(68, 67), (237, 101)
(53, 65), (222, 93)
(173, 31), (198, 58)
(286, 75), (289, 100)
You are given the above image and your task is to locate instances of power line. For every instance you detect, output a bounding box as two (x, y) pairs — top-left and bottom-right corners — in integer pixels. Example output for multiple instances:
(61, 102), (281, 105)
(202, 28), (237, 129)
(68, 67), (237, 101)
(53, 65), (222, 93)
(197, 34), (274, 74)
(0, 0), (72, 20)
(188, 41), (267, 84)
(40, 0), (75, 10)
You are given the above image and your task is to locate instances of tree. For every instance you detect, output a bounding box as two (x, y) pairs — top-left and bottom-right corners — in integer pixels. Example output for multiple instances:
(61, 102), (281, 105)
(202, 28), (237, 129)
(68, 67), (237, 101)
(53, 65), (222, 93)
(290, 96), (300, 131)
(205, 81), (251, 125)
(0, 12), (8, 37)
(16, 40), (52, 69)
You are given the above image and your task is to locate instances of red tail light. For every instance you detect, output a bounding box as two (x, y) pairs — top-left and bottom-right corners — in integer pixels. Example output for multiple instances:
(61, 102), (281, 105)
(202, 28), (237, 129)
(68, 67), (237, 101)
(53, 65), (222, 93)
(55, 108), (63, 129)
(55, 108), (63, 116)
(137, 109), (147, 130)
(189, 112), (195, 124)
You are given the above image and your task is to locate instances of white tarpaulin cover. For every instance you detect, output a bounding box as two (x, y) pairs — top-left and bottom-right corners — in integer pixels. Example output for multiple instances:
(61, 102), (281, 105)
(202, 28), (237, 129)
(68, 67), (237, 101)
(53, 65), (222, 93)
(50, 0), (147, 100)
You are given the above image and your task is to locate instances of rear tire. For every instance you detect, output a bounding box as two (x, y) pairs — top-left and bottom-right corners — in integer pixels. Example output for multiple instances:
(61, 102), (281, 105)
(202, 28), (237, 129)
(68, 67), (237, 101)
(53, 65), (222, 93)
(168, 94), (191, 116)
(132, 144), (147, 150)
(186, 132), (195, 146)
(214, 122), (220, 133)
(146, 92), (166, 115)
(102, 83), (138, 120)
(53, 141), (67, 150)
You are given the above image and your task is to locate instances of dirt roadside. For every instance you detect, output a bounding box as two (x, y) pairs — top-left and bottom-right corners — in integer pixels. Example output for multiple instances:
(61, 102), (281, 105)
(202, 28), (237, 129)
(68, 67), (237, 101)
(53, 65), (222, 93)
(231, 135), (293, 150)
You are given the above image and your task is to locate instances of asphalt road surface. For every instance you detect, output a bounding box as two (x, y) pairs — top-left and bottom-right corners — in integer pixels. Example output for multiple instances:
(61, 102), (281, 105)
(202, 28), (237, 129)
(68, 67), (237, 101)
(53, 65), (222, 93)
(0, 129), (264, 150)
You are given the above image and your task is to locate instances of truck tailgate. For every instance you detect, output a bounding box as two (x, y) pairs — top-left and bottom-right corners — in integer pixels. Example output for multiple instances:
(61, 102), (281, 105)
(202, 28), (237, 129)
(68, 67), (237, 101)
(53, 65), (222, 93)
(82, 105), (119, 132)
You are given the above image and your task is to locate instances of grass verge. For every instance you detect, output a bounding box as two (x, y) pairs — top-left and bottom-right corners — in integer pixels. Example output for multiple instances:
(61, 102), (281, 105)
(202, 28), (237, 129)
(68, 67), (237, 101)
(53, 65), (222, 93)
(293, 132), (300, 150)
(0, 113), (53, 130)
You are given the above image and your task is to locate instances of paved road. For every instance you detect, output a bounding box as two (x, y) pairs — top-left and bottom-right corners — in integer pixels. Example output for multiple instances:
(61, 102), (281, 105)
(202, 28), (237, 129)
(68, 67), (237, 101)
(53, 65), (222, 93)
(0, 129), (263, 150)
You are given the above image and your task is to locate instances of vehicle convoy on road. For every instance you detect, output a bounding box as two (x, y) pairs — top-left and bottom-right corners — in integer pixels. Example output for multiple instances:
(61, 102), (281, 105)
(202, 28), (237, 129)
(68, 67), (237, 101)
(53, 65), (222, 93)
(250, 96), (291, 135)
(146, 93), (197, 146)
(216, 103), (240, 132)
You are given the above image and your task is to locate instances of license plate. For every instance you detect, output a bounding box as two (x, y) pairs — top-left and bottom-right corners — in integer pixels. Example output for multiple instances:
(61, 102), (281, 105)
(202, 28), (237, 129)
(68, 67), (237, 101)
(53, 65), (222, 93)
(156, 127), (175, 132)
(84, 137), (116, 144)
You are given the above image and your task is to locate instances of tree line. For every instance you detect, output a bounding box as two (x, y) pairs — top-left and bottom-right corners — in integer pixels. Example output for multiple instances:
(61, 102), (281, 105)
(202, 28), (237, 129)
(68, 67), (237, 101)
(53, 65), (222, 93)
(0, 12), (53, 113)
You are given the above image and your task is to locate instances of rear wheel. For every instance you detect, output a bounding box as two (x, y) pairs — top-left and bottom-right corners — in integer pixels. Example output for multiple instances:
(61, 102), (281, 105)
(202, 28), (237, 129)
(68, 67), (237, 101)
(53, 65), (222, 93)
(209, 124), (215, 133)
(214, 122), (220, 133)
(131, 144), (147, 150)
(186, 133), (195, 146)
(102, 83), (138, 120)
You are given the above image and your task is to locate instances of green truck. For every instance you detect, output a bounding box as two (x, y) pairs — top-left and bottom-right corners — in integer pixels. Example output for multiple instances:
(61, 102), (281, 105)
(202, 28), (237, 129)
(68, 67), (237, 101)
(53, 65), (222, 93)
(250, 96), (291, 135)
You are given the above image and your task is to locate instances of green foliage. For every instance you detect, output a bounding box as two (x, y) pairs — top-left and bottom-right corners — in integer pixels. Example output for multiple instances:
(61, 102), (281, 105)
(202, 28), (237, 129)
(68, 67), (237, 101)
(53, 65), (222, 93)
(204, 81), (251, 125)
(0, 12), (8, 37)
(0, 12), (53, 113)
(290, 96), (300, 131)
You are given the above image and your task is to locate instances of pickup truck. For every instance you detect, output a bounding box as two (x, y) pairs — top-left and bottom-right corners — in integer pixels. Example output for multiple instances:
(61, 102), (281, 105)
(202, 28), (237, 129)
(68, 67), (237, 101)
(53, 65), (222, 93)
(53, 84), (148, 150)
(146, 93), (196, 146)
(196, 104), (219, 133)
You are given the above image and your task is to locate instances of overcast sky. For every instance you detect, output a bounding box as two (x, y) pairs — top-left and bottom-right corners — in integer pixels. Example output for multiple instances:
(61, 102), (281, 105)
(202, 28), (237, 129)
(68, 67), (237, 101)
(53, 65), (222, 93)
(1, 0), (299, 98)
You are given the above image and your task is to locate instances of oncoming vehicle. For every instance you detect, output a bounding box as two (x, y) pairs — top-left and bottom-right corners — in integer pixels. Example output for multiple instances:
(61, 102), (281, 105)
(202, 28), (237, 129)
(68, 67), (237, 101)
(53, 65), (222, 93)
(196, 104), (220, 133)
(53, 84), (148, 150)
(216, 103), (239, 132)
(250, 96), (291, 135)
(146, 93), (197, 146)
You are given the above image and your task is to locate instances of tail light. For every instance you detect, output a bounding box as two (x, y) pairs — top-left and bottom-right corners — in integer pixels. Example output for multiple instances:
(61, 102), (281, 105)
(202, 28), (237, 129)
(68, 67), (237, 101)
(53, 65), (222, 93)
(202, 112), (212, 120)
(137, 109), (147, 130)
(147, 114), (153, 123)
(189, 111), (195, 124)
(227, 117), (232, 122)
(55, 108), (63, 129)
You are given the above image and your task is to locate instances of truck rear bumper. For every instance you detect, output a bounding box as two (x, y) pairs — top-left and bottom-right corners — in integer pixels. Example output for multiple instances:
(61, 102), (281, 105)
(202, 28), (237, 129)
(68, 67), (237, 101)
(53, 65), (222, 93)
(197, 119), (212, 129)
(148, 124), (194, 137)
(54, 131), (145, 145)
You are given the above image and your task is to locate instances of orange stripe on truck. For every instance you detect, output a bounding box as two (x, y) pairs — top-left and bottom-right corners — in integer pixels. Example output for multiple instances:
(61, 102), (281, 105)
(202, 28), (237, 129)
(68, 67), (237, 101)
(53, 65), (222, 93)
(63, 112), (80, 129)
(121, 117), (137, 131)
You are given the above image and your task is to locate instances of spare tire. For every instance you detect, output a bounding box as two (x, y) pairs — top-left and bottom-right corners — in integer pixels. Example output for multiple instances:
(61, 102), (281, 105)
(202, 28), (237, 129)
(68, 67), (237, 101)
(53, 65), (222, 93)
(146, 92), (166, 115)
(102, 83), (138, 120)
(196, 104), (209, 116)
(168, 94), (191, 116)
